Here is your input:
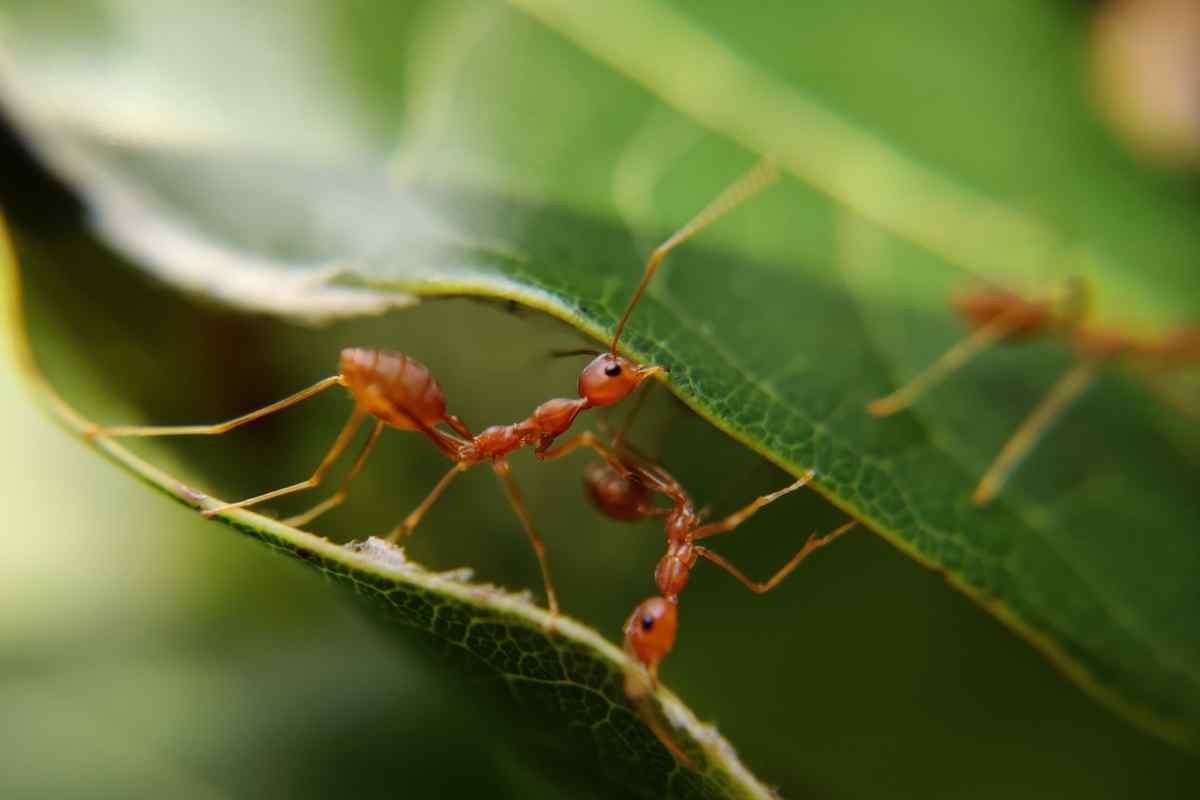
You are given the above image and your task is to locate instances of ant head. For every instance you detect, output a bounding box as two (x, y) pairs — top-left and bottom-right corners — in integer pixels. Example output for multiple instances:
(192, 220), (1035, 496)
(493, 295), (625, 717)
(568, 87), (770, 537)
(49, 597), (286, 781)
(623, 596), (678, 669)
(578, 353), (664, 408)
(583, 461), (650, 522)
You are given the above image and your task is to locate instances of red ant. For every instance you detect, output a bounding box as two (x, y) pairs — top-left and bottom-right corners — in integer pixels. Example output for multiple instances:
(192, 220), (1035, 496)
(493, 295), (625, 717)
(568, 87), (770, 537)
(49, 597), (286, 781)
(87, 159), (783, 615)
(586, 453), (855, 684)
(867, 278), (1200, 504)
(574, 437), (855, 764)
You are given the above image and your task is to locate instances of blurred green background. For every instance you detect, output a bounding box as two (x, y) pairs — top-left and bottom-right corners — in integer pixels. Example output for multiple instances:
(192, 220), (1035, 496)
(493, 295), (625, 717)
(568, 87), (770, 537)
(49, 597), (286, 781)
(3, 0), (1200, 798)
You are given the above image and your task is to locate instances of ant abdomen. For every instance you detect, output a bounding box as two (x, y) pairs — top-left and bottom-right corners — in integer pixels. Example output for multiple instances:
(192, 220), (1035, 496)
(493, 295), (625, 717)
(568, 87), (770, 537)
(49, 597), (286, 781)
(339, 348), (449, 431)
(583, 461), (650, 521)
(654, 550), (691, 597)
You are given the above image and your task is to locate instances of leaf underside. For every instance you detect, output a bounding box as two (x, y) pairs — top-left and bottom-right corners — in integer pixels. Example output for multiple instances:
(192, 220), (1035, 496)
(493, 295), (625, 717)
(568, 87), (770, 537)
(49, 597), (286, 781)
(0, 230), (779, 800)
(2, 0), (1199, 780)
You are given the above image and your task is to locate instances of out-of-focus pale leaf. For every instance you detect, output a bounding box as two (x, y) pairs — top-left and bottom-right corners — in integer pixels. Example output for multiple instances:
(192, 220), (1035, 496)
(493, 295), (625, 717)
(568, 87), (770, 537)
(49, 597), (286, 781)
(1, 0), (1198, 767)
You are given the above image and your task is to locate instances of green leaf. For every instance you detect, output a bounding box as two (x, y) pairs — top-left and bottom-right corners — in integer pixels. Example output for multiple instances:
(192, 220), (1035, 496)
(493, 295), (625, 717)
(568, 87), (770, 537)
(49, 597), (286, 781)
(2, 0), (1199, 779)
(0, 220), (779, 798)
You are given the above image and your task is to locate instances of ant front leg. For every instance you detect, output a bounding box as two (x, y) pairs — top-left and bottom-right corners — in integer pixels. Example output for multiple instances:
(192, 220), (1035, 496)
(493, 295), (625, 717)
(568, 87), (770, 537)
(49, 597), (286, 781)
(537, 431), (632, 479)
(492, 458), (560, 619)
(385, 462), (470, 542)
(690, 469), (816, 541)
(696, 519), (856, 593)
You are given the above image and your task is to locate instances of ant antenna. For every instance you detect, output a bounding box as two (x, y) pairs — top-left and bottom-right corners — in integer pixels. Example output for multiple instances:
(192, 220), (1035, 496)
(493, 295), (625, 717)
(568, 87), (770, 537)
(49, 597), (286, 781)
(549, 347), (603, 359)
(609, 158), (780, 354)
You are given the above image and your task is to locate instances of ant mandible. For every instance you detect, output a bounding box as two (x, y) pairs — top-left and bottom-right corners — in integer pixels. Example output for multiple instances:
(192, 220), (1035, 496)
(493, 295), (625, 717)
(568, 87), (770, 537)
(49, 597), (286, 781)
(867, 278), (1200, 504)
(87, 158), (782, 615)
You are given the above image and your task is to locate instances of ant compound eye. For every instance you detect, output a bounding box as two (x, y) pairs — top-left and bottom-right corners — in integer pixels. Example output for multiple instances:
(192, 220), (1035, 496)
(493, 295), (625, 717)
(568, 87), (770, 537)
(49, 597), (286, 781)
(641, 613), (656, 631)
(604, 363), (623, 377)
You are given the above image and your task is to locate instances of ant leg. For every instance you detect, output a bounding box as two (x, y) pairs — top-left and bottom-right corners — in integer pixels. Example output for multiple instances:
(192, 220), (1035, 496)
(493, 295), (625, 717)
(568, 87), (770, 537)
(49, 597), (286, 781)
(202, 406), (366, 518)
(283, 419), (384, 528)
(544, 431), (688, 508)
(695, 519), (856, 593)
(538, 431), (629, 476)
(868, 277), (1091, 418)
(386, 462), (470, 542)
(972, 359), (1101, 505)
(87, 376), (344, 438)
(610, 158), (779, 350)
(691, 469), (816, 540)
(492, 459), (559, 616)
(867, 319), (1020, 417)
(445, 414), (474, 440)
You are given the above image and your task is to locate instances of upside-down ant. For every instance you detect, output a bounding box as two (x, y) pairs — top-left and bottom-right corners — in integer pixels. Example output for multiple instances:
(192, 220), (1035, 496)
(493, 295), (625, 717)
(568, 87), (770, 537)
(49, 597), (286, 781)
(587, 454), (855, 683)
(577, 435), (855, 763)
(88, 159), (783, 614)
(867, 278), (1200, 504)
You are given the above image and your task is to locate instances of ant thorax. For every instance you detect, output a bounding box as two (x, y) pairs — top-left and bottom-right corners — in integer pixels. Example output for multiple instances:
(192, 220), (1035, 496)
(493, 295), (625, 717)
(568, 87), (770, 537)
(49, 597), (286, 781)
(665, 504), (696, 544)
(461, 425), (520, 462)
(531, 397), (588, 449)
(654, 542), (694, 598)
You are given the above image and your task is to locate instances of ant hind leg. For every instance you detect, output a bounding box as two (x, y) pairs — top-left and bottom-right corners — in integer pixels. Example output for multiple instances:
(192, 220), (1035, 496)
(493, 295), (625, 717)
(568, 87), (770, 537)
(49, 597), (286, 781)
(202, 405), (367, 518)
(283, 419), (384, 528)
(538, 431), (631, 478)
(87, 376), (344, 438)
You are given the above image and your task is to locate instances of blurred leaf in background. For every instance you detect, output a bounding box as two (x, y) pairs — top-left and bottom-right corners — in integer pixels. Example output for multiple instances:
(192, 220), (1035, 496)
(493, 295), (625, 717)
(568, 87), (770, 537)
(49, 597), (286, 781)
(1, 0), (1199, 798)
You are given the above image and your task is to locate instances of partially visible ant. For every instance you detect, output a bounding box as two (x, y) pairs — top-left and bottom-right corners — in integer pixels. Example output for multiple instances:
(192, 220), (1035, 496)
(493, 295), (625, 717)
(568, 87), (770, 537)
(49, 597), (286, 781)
(575, 422), (855, 763)
(867, 278), (1200, 504)
(87, 158), (782, 615)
